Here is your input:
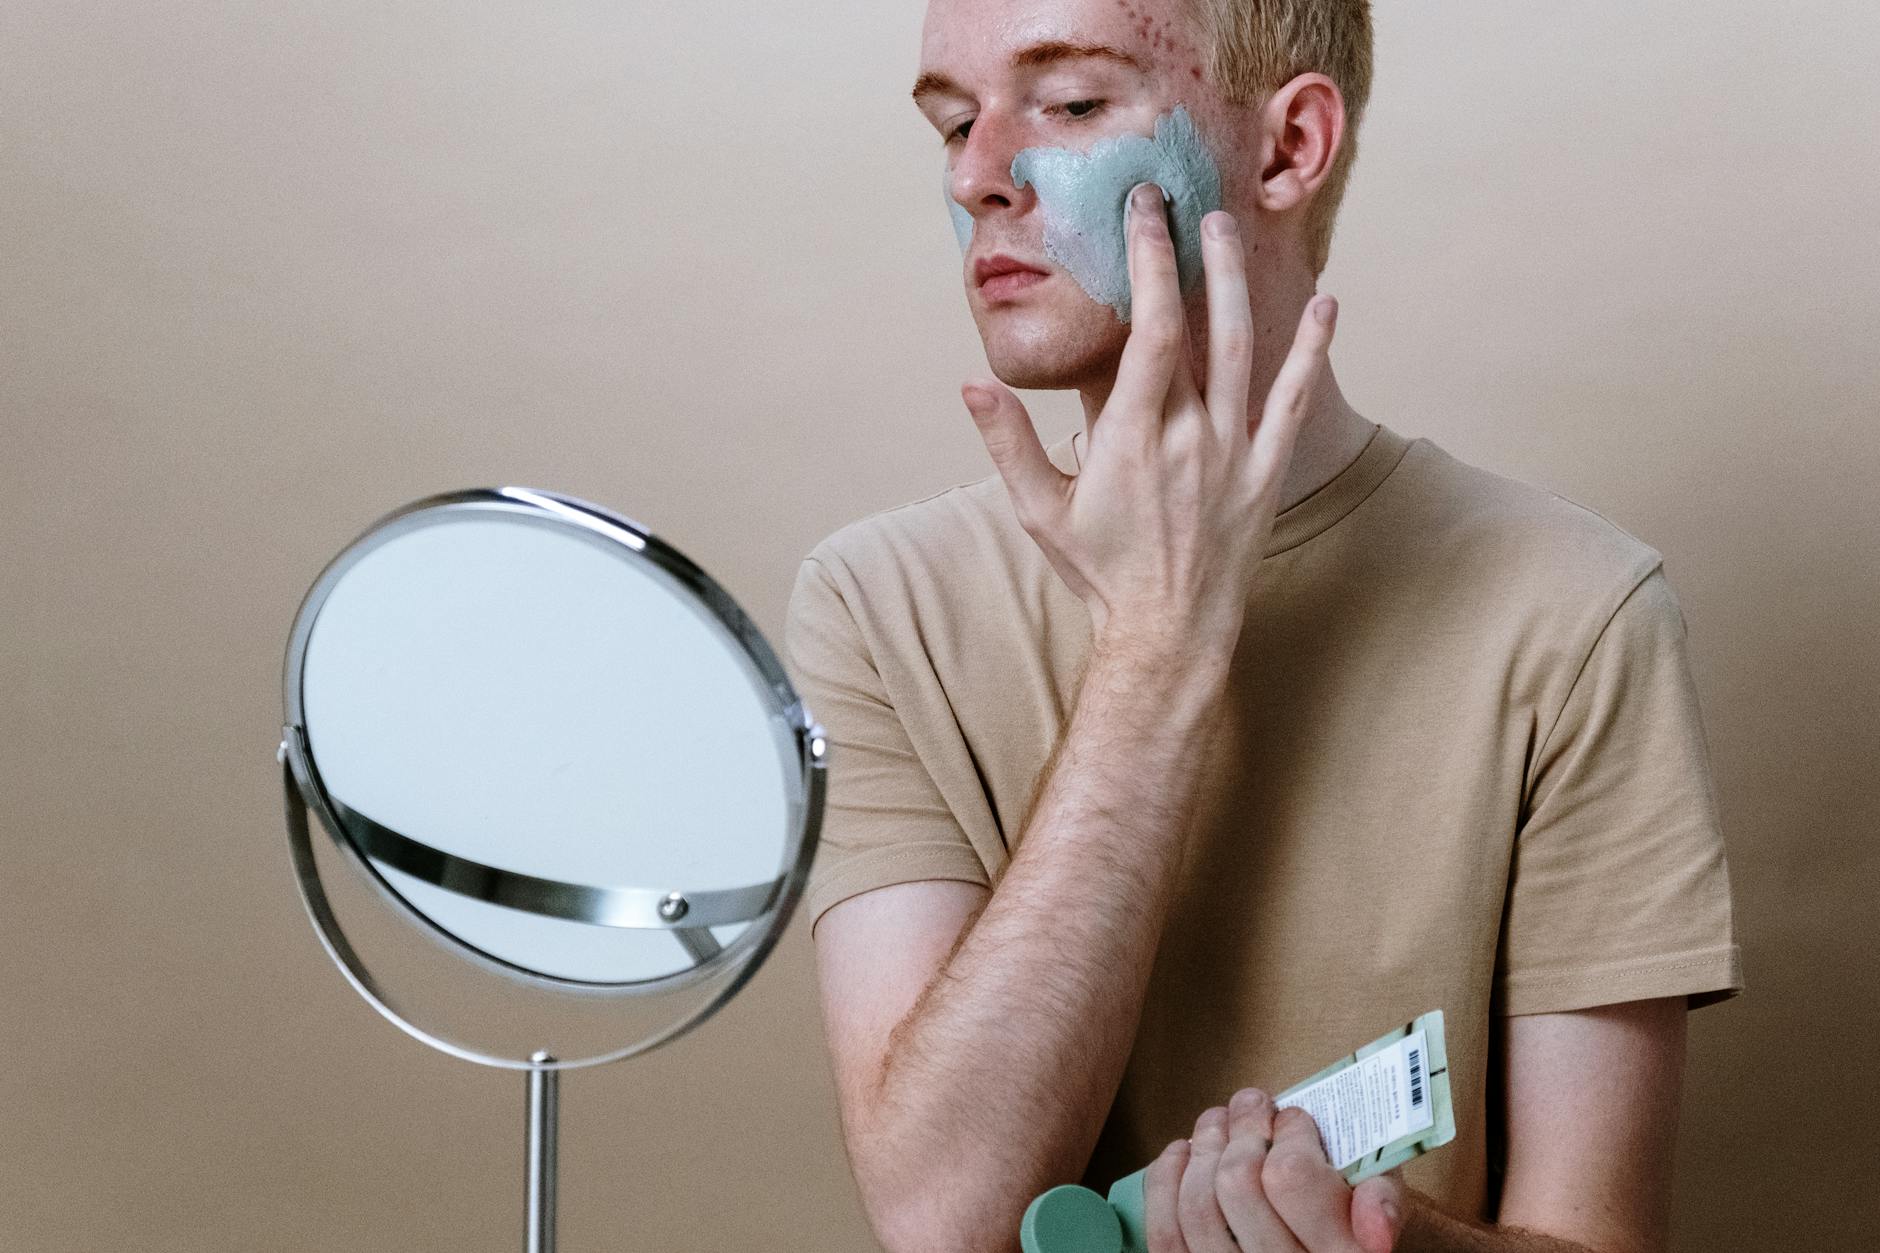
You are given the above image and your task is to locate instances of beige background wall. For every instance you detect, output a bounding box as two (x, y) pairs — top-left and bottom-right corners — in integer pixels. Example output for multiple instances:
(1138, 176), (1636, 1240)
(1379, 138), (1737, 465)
(4, 1), (1875, 1249)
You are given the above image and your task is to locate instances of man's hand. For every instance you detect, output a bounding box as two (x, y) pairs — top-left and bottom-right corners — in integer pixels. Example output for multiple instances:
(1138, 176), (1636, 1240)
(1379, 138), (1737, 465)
(1143, 1087), (1407, 1253)
(961, 180), (1339, 656)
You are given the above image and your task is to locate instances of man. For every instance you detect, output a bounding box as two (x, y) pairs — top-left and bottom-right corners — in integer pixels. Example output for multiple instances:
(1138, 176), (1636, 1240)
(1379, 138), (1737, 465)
(782, 1), (1743, 1250)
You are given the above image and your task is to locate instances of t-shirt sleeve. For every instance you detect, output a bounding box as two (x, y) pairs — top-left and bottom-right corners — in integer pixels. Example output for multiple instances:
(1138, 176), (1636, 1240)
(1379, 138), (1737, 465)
(1497, 563), (1745, 1015)
(782, 554), (992, 938)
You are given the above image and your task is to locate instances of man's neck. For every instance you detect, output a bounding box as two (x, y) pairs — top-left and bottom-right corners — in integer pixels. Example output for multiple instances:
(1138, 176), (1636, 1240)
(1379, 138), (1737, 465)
(1074, 364), (1378, 514)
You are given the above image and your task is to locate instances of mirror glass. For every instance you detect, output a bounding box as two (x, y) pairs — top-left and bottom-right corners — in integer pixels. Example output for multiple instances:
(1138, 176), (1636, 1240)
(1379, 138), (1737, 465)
(291, 499), (809, 989)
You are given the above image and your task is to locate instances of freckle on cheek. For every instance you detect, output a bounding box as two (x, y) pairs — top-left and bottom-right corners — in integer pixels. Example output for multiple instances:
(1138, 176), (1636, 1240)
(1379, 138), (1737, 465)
(1190, 66), (1201, 79)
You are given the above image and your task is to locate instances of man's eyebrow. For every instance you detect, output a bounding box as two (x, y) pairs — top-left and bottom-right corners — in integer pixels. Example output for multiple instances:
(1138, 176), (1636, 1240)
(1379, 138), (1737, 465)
(911, 41), (1146, 106)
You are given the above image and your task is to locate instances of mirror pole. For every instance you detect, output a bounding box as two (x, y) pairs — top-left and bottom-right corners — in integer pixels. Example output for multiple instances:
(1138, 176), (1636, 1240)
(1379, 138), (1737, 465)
(526, 1052), (558, 1253)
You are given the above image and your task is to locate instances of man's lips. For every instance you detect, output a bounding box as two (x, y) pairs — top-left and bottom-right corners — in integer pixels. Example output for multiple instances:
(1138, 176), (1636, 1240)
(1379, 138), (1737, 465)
(973, 253), (1050, 287)
(980, 270), (1049, 300)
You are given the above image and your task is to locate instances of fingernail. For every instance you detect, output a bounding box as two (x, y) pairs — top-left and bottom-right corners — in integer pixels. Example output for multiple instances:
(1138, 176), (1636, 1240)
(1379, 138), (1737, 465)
(1204, 211), (1236, 240)
(1130, 183), (1166, 235)
(1312, 295), (1336, 325)
(1382, 1197), (1403, 1229)
(962, 384), (992, 416)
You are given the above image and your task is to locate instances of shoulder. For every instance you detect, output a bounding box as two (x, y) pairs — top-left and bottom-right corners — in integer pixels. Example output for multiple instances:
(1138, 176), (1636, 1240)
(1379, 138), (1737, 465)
(800, 468), (1022, 608)
(1382, 435), (1668, 616)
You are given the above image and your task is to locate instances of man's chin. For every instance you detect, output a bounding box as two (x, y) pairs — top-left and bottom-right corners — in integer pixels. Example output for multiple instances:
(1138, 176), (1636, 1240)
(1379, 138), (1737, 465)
(973, 302), (1126, 391)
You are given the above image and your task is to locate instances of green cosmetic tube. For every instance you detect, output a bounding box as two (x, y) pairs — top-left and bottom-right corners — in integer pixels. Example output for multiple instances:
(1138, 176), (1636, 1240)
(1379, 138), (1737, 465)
(1021, 1009), (1456, 1253)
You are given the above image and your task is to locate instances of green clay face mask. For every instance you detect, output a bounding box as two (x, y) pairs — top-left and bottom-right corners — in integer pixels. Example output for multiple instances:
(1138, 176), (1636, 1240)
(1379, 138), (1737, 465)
(944, 104), (1224, 323)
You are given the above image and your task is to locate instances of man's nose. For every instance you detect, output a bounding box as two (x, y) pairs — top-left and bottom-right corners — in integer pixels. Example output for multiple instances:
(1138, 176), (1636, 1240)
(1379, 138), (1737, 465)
(947, 110), (1036, 221)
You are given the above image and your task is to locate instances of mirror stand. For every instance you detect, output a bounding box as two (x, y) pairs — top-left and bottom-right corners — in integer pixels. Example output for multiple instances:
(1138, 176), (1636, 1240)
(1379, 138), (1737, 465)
(526, 1053), (558, 1253)
(281, 760), (577, 1252)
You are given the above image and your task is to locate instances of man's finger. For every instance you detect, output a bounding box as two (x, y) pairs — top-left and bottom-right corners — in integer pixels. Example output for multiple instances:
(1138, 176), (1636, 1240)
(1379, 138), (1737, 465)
(1177, 1107), (1239, 1251)
(1167, 286), (1206, 420)
(1199, 209), (1255, 448)
(1109, 181), (1186, 441)
(1349, 1173), (1406, 1253)
(1248, 294), (1337, 479)
(961, 378), (1067, 539)
(1145, 1140), (1192, 1253)
(1262, 1106), (1358, 1251)
(1216, 1088), (1304, 1252)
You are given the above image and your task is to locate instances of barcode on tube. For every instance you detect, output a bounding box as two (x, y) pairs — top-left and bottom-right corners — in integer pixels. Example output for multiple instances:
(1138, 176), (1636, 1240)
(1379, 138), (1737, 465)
(1408, 1046), (1425, 1109)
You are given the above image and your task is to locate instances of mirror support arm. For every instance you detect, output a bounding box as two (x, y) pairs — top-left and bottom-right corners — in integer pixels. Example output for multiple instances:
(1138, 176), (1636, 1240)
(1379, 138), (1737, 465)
(324, 793), (783, 932)
(526, 1053), (558, 1253)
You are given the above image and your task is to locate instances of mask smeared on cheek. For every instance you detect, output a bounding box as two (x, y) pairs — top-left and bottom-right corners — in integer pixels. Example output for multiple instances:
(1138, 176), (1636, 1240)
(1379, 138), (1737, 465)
(946, 175), (976, 252)
(943, 105), (1224, 323)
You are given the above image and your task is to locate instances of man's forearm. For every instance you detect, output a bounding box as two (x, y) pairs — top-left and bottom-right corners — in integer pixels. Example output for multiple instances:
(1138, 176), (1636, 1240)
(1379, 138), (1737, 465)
(1402, 1188), (1613, 1253)
(858, 632), (1236, 1252)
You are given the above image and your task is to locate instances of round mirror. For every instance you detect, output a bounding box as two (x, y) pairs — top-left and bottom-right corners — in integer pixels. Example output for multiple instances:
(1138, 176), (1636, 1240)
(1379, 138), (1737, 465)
(277, 487), (826, 1249)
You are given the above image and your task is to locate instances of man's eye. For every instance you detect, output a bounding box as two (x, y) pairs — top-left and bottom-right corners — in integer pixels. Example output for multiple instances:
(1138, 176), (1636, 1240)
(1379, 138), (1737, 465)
(944, 100), (1106, 145)
(1052, 99), (1105, 122)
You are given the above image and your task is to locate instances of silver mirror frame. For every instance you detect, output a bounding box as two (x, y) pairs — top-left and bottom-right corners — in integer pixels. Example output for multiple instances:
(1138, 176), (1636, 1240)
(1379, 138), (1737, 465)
(278, 486), (827, 1072)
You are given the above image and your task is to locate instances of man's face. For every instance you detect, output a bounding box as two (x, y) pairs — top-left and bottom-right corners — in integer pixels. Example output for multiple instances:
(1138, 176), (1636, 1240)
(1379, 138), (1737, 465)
(915, 0), (1255, 390)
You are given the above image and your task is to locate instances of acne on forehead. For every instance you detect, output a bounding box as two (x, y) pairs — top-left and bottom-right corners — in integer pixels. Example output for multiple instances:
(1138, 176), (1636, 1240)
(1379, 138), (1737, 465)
(1115, 0), (1203, 76)
(918, 0), (1208, 110)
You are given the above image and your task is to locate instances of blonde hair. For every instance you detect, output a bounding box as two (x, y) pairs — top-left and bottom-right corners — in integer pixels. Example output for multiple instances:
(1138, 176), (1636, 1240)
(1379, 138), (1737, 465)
(1184, 0), (1374, 274)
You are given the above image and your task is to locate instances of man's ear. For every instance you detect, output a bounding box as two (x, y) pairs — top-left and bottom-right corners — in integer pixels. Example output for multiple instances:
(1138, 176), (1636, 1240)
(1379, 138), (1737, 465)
(1253, 72), (1346, 213)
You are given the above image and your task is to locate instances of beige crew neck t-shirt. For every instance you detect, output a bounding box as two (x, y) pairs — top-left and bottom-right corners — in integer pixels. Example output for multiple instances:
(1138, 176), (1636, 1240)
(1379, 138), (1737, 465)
(782, 420), (1743, 1220)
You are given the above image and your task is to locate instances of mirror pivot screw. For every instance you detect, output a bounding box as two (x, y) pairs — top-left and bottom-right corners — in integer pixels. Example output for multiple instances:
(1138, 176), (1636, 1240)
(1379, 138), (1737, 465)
(658, 892), (689, 922)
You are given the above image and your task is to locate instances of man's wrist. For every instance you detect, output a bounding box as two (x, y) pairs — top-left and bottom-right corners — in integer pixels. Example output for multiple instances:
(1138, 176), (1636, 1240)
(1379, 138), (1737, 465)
(1090, 615), (1238, 691)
